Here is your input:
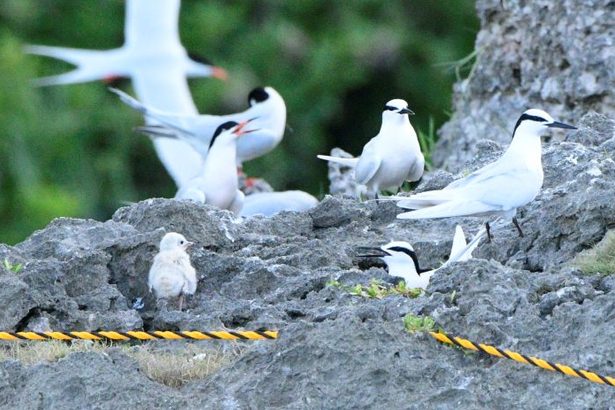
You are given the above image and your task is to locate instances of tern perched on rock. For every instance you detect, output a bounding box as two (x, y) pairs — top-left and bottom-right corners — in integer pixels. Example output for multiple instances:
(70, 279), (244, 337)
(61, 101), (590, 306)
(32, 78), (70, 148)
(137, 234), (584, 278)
(317, 99), (424, 198)
(26, 0), (227, 189)
(148, 232), (196, 311)
(174, 120), (257, 214)
(356, 225), (485, 289)
(111, 86), (286, 166)
(396, 109), (576, 239)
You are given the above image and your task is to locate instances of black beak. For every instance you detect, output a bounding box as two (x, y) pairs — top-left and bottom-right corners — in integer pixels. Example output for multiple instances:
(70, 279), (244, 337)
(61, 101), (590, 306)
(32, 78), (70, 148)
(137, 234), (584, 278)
(399, 107), (415, 115)
(355, 247), (390, 258)
(547, 121), (576, 130)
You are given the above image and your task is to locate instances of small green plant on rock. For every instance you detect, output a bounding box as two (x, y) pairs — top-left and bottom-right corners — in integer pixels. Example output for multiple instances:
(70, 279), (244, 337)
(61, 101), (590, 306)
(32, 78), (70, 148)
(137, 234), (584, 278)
(403, 314), (436, 333)
(574, 230), (615, 276)
(327, 279), (424, 299)
(3, 258), (23, 273)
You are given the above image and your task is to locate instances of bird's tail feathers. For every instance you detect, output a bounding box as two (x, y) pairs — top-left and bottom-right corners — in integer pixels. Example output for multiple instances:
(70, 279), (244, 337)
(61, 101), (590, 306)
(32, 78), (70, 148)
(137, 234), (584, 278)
(109, 87), (148, 115)
(136, 125), (178, 139)
(25, 45), (101, 65)
(449, 225), (467, 258)
(397, 200), (495, 219)
(26, 45), (109, 87)
(446, 226), (486, 264)
(316, 155), (359, 167)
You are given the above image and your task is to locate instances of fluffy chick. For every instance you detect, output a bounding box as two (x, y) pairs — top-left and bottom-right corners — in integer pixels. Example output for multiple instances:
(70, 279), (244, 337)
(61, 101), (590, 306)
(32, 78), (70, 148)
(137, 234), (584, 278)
(148, 232), (196, 310)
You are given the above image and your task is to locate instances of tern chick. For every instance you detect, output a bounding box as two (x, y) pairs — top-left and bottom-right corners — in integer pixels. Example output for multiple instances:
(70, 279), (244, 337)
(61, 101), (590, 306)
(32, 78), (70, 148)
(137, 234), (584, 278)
(395, 109), (576, 239)
(317, 99), (424, 198)
(356, 225), (485, 289)
(148, 232), (196, 310)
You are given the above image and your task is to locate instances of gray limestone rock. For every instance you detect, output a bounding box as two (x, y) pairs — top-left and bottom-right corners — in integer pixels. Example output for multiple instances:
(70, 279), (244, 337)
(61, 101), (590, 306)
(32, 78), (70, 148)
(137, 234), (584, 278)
(433, 0), (615, 171)
(0, 110), (613, 408)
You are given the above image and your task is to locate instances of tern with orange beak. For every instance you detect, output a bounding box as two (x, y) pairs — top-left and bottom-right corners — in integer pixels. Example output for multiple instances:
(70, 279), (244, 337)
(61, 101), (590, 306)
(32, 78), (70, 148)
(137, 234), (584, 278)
(174, 120), (258, 214)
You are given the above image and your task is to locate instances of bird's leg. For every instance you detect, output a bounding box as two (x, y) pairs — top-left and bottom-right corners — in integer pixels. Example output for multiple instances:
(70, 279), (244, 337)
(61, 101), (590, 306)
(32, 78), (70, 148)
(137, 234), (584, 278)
(485, 222), (492, 243)
(178, 294), (184, 311)
(512, 217), (524, 237)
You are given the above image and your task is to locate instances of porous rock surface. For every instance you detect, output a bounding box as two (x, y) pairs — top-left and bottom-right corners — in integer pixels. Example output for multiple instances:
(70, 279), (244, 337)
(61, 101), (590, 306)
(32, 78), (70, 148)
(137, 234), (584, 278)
(433, 0), (615, 171)
(0, 112), (614, 408)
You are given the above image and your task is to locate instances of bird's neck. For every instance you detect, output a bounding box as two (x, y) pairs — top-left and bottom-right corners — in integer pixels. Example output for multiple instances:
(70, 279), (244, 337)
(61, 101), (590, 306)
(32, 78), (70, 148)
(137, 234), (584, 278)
(204, 142), (237, 175)
(505, 128), (543, 170)
(380, 114), (411, 135)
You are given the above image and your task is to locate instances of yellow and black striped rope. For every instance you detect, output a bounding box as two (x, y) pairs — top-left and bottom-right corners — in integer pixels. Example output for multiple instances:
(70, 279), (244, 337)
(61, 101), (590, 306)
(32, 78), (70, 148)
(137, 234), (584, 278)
(430, 331), (615, 388)
(0, 330), (278, 342)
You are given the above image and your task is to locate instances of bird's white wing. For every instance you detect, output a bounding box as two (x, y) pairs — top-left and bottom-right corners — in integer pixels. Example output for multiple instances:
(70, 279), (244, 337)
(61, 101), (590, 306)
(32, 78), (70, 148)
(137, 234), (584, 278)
(397, 200), (496, 219)
(443, 226), (486, 267)
(354, 140), (382, 185)
(317, 155), (360, 167)
(445, 156), (512, 190)
(398, 169), (540, 219)
(449, 225), (467, 259)
(124, 0), (181, 50)
(406, 154), (425, 182)
(240, 191), (318, 217)
(354, 156), (381, 185)
(131, 65), (203, 187)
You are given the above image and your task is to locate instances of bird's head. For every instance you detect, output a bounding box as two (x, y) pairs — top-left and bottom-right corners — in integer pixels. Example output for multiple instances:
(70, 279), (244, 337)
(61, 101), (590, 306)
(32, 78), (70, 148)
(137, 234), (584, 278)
(209, 119), (259, 149)
(159, 232), (193, 252)
(512, 109), (576, 138)
(356, 240), (428, 274)
(382, 99), (414, 120)
(246, 86), (287, 133)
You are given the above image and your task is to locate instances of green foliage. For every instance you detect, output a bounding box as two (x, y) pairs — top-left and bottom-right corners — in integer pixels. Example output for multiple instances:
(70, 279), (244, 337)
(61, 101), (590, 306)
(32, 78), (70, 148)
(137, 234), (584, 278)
(327, 278), (424, 299)
(0, 1), (478, 244)
(3, 258), (23, 273)
(417, 116), (437, 170)
(403, 314), (436, 333)
(575, 230), (615, 276)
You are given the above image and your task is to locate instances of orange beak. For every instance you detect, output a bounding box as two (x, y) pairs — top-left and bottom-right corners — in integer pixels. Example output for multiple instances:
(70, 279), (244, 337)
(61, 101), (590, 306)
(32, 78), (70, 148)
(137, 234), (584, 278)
(211, 66), (228, 81)
(233, 118), (260, 137)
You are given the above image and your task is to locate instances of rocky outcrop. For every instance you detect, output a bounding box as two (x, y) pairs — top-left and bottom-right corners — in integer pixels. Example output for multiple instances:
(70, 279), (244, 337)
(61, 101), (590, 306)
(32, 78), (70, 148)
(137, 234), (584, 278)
(433, 0), (615, 170)
(0, 111), (614, 408)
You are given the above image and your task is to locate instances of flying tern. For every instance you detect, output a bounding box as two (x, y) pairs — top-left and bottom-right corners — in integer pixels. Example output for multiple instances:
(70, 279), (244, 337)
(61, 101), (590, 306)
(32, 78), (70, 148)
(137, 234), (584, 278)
(174, 120), (257, 214)
(395, 109), (576, 239)
(317, 99), (424, 198)
(26, 0), (227, 188)
(356, 225), (485, 289)
(113, 86), (287, 166)
(148, 232), (196, 311)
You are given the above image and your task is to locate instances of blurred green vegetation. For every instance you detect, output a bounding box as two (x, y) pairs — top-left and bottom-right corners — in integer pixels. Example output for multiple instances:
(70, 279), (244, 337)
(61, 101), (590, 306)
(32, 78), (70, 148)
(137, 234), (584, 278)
(0, 0), (478, 244)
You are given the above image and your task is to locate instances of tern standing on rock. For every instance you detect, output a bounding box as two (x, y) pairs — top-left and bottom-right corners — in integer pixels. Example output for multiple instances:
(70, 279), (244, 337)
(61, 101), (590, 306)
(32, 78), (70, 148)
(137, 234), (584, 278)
(356, 225), (485, 289)
(317, 99), (424, 199)
(174, 120), (257, 213)
(396, 109), (576, 239)
(149, 232), (196, 311)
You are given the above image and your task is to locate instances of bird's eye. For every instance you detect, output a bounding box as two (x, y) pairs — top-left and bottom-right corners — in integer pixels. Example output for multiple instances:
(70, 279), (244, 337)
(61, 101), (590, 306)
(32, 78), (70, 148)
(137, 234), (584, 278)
(384, 105), (396, 111)
(180, 240), (184, 244)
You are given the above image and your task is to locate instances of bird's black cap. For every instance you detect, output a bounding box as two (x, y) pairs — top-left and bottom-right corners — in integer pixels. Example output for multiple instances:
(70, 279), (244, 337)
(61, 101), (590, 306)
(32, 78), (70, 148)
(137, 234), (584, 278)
(248, 87), (270, 106)
(209, 121), (239, 149)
